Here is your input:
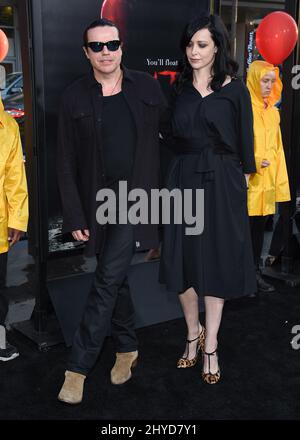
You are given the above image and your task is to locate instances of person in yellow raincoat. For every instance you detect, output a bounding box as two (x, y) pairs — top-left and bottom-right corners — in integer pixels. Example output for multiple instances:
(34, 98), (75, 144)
(246, 60), (290, 293)
(0, 96), (28, 361)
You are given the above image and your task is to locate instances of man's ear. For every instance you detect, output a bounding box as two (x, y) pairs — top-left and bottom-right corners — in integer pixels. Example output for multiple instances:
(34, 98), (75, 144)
(83, 46), (89, 59)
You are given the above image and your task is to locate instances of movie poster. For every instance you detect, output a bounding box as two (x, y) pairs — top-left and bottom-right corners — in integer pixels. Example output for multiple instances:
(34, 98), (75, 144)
(42, 0), (209, 253)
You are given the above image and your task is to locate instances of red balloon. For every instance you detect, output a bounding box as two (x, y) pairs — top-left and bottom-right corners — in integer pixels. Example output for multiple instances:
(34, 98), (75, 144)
(0, 29), (9, 62)
(256, 12), (298, 64)
(101, 0), (128, 42)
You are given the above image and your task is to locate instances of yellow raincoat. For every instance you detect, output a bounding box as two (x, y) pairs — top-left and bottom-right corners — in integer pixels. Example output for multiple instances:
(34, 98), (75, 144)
(246, 60), (290, 216)
(0, 97), (28, 253)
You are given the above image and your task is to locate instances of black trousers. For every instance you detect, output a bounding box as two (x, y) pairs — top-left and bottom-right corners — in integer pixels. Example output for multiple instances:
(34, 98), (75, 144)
(68, 223), (137, 375)
(249, 216), (267, 268)
(268, 214), (283, 256)
(0, 252), (8, 326)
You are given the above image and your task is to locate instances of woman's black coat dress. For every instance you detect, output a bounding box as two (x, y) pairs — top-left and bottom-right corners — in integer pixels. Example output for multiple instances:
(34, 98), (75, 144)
(160, 79), (257, 299)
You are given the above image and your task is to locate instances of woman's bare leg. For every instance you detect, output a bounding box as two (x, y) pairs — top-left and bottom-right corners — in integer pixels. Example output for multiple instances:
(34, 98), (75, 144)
(178, 287), (203, 359)
(203, 296), (224, 373)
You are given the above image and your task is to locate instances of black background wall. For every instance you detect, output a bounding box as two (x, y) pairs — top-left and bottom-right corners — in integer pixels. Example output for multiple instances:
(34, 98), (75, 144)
(35, 0), (210, 243)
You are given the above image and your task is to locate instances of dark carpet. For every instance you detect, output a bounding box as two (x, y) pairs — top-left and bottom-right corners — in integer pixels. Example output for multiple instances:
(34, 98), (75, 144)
(1, 279), (300, 420)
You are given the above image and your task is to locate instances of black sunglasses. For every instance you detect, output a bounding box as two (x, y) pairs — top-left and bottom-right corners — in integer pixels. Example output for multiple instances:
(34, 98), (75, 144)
(87, 40), (121, 52)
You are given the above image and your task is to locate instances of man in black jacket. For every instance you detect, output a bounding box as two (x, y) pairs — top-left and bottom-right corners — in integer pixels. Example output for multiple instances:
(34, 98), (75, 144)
(57, 18), (166, 404)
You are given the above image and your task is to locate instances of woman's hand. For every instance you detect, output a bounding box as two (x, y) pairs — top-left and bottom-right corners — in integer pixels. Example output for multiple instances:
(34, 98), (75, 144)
(261, 159), (270, 168)
(8, 228), (23, 248)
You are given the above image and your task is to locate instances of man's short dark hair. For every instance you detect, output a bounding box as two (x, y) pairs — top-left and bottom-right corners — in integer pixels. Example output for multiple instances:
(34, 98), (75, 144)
(83, 18), (121, 47)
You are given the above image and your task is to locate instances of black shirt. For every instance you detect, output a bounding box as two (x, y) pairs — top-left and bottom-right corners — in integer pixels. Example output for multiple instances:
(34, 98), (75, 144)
(102, 91), (136, 190)
(171, 78), (256, 174)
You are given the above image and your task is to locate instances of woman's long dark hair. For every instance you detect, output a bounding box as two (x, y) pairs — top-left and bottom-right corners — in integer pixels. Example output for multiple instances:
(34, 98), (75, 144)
(174, 13), (238, 94)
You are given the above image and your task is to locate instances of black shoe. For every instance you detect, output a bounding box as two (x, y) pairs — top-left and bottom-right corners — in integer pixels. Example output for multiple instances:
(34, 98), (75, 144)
(248, 292), (257, 298)
(0, 343), (19, 362)
(265, 255), (280, 267)
(256, 273), (275, 293)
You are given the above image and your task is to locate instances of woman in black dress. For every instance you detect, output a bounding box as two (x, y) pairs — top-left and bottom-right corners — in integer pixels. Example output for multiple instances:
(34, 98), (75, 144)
(160, 14), (257, 384)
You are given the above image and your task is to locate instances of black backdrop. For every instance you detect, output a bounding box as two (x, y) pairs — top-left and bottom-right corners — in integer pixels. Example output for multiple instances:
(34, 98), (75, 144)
(30, 0), (210, 254)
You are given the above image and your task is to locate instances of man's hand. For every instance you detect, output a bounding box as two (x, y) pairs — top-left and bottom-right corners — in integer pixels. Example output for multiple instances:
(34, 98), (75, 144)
(261, 159), (270, 168)
(8, 228), (24, 248)
(72, 229), (90, 242)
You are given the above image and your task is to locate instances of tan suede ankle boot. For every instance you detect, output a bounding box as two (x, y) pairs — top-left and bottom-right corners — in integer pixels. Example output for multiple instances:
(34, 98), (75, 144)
(111, 351), (138, 385)
(58, 370), (86, 404)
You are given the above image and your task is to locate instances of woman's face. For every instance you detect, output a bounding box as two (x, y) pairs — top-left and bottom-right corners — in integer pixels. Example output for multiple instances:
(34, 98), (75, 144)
(186, 28), (217, 71)
(260, 71), (276, 98)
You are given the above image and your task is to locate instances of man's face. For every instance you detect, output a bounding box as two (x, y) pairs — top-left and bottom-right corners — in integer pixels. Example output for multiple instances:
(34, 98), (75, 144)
(83, 25), (122, 75)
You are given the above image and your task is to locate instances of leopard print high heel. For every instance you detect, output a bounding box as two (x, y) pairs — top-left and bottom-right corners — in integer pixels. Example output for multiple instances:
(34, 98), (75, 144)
(198, 325), (206, 352)
(177, 325), (206, 368)
(202, 348), (221, 384)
